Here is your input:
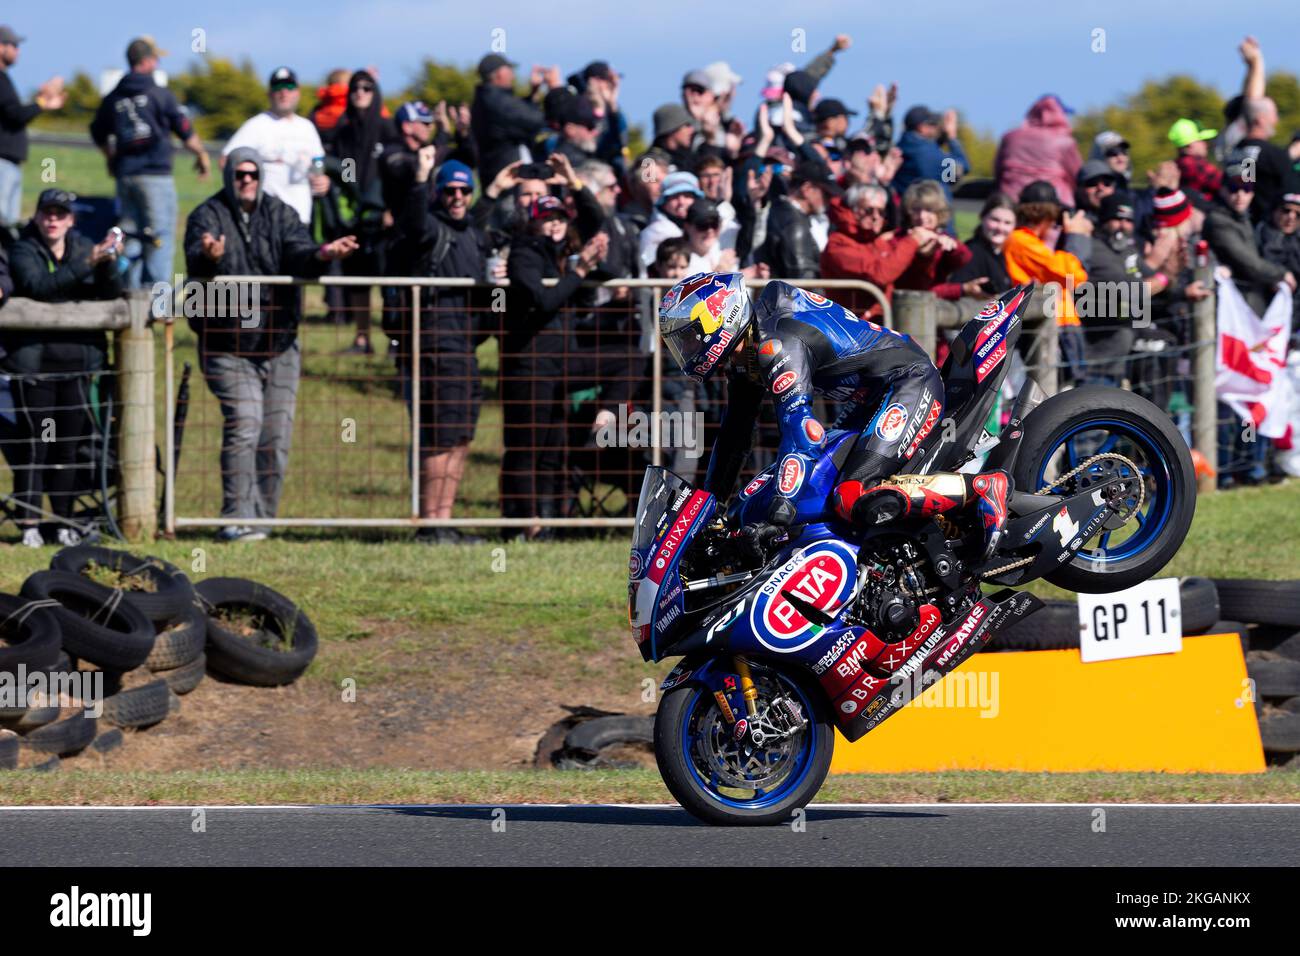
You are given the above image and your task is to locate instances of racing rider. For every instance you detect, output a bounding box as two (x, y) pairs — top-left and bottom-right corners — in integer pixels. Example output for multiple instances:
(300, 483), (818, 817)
(657, 272), (1010, 555)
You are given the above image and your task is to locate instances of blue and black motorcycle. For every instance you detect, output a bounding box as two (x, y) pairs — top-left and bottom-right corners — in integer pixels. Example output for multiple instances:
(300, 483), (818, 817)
(628, 285), (1196, 825)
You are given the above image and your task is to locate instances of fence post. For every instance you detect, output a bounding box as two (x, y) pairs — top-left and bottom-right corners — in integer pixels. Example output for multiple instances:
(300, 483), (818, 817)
(116, 292), (156, 541)
(893, 289), (937, 358)
(1192, 268), (1217, 495)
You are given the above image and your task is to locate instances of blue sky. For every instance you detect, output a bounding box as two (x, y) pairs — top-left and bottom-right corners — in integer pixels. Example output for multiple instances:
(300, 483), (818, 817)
(8, 0), (1298, 135)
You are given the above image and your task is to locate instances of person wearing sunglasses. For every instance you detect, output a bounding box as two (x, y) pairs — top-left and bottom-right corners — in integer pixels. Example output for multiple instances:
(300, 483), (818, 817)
(1254, 192), (1300, 330)
(1, 188), (123, 547)
(1206, 170), (1295, 318)
(1090, 130), (1132, 184)
(184, 147), (358, 543)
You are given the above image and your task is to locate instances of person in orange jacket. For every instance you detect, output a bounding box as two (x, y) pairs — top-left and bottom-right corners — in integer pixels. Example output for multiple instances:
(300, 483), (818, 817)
(1003, 179), (1092, 383)
(309, 69), (351, 133)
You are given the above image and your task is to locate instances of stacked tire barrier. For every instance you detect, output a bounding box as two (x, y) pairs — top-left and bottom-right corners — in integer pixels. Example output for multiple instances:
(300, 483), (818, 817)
(0, 547), (317, 772)
(983, 576), (1300, 768)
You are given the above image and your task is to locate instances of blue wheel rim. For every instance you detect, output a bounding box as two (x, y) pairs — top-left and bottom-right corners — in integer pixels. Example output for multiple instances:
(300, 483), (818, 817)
(680, 672), (818, 810)
(1035, 418), (1173, 565)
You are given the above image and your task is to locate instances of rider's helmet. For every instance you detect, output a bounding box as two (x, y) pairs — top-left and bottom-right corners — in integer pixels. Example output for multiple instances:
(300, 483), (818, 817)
(658, 272), (753, 382)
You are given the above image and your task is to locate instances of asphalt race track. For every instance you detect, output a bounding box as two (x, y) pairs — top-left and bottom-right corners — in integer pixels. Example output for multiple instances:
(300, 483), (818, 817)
(1, 804), (1296, 865)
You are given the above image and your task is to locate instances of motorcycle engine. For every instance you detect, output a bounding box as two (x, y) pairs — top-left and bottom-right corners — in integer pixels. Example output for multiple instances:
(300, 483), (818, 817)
(845, 540), (934, 640)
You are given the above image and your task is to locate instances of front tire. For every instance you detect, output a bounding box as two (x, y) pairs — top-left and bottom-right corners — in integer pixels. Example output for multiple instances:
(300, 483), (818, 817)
(1011, 386), (1196, 593)
(654, 664), (834, 826)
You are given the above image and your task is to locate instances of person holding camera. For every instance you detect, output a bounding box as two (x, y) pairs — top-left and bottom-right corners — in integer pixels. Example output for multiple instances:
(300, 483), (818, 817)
(1, 188), (122, 546)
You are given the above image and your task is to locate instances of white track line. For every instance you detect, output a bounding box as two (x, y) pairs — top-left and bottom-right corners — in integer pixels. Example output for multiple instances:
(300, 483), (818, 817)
(1, 802), (1298, 811)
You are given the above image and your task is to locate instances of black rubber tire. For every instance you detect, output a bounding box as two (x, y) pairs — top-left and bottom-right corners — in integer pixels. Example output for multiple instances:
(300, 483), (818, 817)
(1213, 580), (1300, 629)
(565, 715), (655, 753)
(1010, 385), (1196, 594)
(1247, 658), (1300, 699)
(1179, 578), (1220, 634)
(21, 571), (155, 672)
(5, 704), (60, 731)
(195, 578), (317, 686)
(1270, 632), (1300, 662)
(1279, 697), (1300, 715)
(1259, 712), (1300, 753)
(21, 711), (97, 756)
(155, 651), (205, 695)
(1194, 620), (1250, 654)
(985, 601), (1080, 651)
(653, 668), (833, 826)
(0, 729), (17, 769)
(50, 546), (195, 624)
(90, 728), (124, 754)
(99, 678), (170, 729)
(0, 592), (63, 677)
(146, 603), (207, 671)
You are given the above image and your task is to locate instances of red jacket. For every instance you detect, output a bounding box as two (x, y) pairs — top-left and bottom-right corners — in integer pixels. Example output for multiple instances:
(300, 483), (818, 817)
(820, 197), (921, 316)
(994, 96), (1082, 205)
(894, 236), (972, 300)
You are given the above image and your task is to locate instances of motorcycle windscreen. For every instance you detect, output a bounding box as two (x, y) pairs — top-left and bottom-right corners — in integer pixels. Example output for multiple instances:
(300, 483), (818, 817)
(628, 466), (715, 661)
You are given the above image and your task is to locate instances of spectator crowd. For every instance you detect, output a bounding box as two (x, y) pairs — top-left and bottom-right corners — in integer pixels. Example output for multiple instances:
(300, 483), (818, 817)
(0, 27), (1298, 542)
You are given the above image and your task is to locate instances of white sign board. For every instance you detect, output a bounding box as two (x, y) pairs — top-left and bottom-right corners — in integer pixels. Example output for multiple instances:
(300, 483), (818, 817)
(1077, 577), (1183, 663)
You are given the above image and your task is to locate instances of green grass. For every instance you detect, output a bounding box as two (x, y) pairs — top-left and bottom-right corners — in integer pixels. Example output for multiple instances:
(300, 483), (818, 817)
(0, 768), (1294, 806)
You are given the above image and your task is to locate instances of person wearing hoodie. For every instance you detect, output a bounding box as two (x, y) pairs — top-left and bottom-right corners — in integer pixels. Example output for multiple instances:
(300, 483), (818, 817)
(1204, 171), (1295, 317)
(184, 147), (358, 542)
(323, 69), (400, 355)
(994, 95), (1082, 206)
(2, 188), (122, 547)
(89, 36), (211, 289)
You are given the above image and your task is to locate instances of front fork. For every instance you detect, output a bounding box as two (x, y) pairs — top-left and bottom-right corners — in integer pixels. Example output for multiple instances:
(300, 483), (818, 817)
(734, 655), (760, 718)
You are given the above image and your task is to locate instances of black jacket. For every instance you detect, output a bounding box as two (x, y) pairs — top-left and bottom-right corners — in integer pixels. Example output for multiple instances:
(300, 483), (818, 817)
(1205, 200), (1288, 316)
(0, 68), (40, 164)
(399, 194), (492, 352)
(472, 82), (545, 184)
(89, 70), (193, 177)
(505, 234), (585, 356)
(759, 196), (820, 280)
(1, 223), (122, 372)
(183, 147), (330, 356)
(949, 230), (1012, 295)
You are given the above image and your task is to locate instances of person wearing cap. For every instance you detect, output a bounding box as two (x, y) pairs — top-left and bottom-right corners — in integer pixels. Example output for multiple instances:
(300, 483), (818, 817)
(894, 105), (968, 204)
(1255, 192), (1300, 327)
(470, 53), (547, 186)
(994, 94), (1083, 207)
(812, 98), (857, 156)
(651, 103), (696, 173)
(393, 148), (495, 544)
(221, 67), (328, 226)
(1089, 130), (1131, 183)
(1226, 96), (1300, 224)
(1075, 158), (1122, 232)
(758, 159), (841, 280)
(1170, 118), (1223, 205)
(638, 169), (702, 269)
(1205, 170), (1295, 316)
(1003, 180), (1092, 381)
(90, 36), (211, 289)
(184, 148), (358, 542)
(2, 188), (123, 547)
(0, 25), (65, 228)
(569, 61), (627, 177)
(501, 185), (609, 536)
(681, 198), (739, 275)
(1081, 191), (1171, 386)
(550, 94), (601, 168)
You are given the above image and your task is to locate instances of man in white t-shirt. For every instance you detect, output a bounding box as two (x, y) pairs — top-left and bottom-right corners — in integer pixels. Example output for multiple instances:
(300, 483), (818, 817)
(222, 67), (329, 224)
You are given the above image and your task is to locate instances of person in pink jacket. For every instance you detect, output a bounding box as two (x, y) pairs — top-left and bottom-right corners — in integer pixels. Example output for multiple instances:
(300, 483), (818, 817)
(994, 94), (1082, 205)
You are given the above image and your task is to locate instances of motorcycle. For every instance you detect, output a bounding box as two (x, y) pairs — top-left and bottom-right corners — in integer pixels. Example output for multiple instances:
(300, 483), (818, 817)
(628, 284), (1196, 825)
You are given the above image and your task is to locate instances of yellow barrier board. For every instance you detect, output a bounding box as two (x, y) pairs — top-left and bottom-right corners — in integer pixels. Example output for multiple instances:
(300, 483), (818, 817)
(830, 633), (1265, 773)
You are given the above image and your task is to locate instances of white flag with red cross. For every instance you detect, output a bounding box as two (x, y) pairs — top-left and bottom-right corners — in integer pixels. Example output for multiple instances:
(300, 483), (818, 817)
(1215, 277), (1293, 439)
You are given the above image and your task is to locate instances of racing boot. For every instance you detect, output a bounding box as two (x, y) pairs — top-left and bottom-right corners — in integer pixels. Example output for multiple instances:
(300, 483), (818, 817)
(834, 469), (1012, 557)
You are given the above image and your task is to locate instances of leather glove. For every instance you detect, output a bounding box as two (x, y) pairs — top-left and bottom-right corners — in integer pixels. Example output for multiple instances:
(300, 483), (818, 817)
(739, 522), (786, 563)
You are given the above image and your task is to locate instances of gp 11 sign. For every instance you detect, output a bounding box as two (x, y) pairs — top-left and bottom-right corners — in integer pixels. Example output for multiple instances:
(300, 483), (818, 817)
(1077, 577), (1183, 663)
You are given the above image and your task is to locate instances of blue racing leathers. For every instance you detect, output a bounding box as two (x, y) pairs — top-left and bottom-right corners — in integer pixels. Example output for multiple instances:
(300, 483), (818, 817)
(704, 280), (944, 524)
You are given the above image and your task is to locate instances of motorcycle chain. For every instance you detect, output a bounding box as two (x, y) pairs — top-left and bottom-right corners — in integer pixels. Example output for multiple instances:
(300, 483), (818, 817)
(979, 452), (1145, 579)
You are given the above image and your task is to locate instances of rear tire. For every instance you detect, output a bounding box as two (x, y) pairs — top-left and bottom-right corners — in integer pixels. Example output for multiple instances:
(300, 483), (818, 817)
(1011, 386), (1196, 593)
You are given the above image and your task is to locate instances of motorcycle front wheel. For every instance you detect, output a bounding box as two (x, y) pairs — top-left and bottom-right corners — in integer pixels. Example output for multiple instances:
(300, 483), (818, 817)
(654, 662), (834, 826)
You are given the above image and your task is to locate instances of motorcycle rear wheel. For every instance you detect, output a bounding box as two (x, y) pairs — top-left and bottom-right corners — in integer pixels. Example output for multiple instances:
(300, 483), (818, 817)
(654, 663), (834, 826)
(1011, 385), (1196, 593)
